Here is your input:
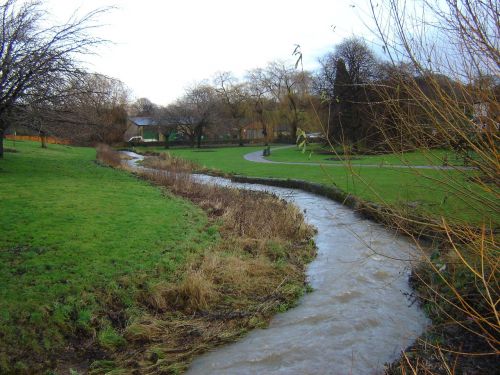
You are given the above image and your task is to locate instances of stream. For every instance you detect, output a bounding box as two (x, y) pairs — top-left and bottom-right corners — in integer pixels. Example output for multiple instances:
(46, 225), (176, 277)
(123, 152), (428, 375)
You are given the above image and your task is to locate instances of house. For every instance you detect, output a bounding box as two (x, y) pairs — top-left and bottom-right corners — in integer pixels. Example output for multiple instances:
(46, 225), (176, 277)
(123, 117), (166, 142)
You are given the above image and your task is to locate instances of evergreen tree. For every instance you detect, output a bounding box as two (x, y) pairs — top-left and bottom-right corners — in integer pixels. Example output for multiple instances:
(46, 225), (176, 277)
(332, 58), (356, 144)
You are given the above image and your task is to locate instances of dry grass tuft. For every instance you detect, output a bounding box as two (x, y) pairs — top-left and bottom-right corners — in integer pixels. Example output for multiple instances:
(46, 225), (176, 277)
(171, 270), (219, 312)
(141, 152), (199, 174)
(125, 317), (172, 343)
(90, 148), (316, 373)
(96, 143), (123, 167)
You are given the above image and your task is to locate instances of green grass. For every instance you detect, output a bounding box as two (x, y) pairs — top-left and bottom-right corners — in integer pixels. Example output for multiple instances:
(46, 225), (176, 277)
(0, 141), (217, 369)
(136, 144), (496, 225)
(267, 144), (474, 166)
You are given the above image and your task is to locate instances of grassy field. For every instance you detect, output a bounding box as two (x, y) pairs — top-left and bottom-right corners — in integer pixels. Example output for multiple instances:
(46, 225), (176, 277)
(266, 144), (473, 166)
(136, 144), (496, 224)
(0, 140), (217, 371)
(2, 141), (494, 372)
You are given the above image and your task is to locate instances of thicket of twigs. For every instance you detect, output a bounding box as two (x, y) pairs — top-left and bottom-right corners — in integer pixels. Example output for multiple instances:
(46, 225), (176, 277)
(293, 0), (498, 372)
(365, 1), (499, 373)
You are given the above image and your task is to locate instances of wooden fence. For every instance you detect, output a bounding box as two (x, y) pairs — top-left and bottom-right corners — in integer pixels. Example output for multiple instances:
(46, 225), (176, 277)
(5, 135), (70, 145)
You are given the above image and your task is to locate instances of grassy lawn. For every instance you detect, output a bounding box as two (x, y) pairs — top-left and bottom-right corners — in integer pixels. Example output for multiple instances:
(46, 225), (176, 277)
(267, 144), (473, 166)
(136, 145), (496, 225)
(0, 141), (217, 370)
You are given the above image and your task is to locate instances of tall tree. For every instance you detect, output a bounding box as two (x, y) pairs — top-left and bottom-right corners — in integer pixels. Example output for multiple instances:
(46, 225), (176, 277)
(336, 37), (377, 84)
(317, 37), (378, 146)
(64, 73), (130, 143)
(0, 0), (107, 157)
(213, 72), (249, 146)
(333, 58), (353, 143)
(130, 97), (156, 117)
(246, 68), (272, 145)
(263, 61), (306, 139)
(8, 73), (130, 145)
(166, 83), (216, 148)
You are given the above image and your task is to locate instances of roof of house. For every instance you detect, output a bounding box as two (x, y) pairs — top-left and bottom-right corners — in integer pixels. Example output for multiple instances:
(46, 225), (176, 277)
(129, 117), (157, 126)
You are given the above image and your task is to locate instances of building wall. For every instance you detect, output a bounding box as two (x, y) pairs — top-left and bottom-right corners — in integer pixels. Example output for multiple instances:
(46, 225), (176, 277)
(142, 128), (159, 141)
(123, 122), (140, 141)
(124, 122), (166, 142)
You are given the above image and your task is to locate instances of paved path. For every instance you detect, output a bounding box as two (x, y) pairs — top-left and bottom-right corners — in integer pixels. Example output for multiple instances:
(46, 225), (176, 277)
(244, 146), (474, 170)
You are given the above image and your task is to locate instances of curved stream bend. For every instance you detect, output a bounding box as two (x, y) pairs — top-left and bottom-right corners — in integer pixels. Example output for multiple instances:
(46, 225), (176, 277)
(124, 152), (428, 375)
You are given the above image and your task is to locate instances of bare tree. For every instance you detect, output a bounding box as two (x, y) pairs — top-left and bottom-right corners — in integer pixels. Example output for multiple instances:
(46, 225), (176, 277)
(162, 102), (195, 146)
(165, 83), (216, 148)
(7, 72), (130, 145)
(246, 68), (272, 145)
(336, 37), (378, 84)
(263, 61), (307, 140)
(0, 0), (108, 157)
(62, 73), (130, 143)
(315, 37), (376, 97)
(213, 71), (250, 146)
(186, 84), (216, 148)
(151, 105), (178, 148)
(130, 97), (156, 117)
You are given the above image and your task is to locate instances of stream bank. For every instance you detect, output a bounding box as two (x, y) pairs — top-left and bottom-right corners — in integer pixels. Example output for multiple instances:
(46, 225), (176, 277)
(124, 152), (429, 375)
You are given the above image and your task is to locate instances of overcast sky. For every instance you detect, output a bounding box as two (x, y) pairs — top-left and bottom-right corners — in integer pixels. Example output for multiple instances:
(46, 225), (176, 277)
(43, 0), (376, 105)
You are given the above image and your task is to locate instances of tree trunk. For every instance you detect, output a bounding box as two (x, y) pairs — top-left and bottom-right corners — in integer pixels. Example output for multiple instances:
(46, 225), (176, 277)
(262, 123), (268, 146)
(40, 132), (47, 148)
(196, 125), (202, 148)
(0, 127), (4, 158)
(238, 127), (244, 146)
(164, 132), (170, 149)
(291, 121), (298, 141)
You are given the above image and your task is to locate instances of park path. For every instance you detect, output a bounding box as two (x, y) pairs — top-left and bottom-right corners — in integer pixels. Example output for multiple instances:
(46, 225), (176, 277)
(244, 146), (473, 170)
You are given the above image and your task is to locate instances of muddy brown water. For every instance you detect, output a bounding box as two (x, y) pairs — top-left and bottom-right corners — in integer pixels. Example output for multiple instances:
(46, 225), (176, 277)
(124, 152), (428, 375)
